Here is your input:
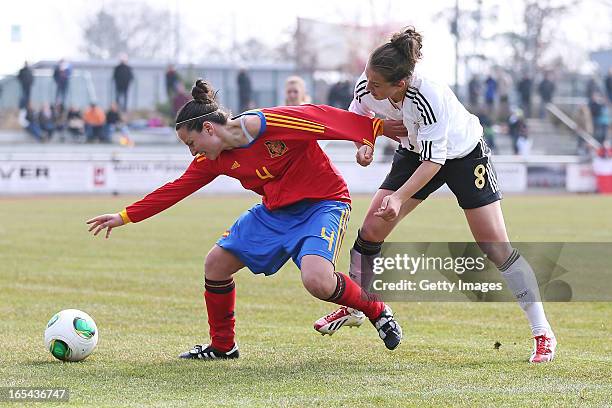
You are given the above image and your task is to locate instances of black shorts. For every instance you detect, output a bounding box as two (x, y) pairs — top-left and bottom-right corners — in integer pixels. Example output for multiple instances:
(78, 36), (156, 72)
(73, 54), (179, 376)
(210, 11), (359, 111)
(379, 140), (502, 209)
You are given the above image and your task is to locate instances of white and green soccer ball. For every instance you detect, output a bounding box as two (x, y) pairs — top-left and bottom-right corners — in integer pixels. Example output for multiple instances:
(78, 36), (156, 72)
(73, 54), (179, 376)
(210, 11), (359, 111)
(44, 309), (98, 362)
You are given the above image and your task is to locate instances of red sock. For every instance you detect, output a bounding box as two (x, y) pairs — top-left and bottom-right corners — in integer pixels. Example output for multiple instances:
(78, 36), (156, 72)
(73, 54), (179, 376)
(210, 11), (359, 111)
(326, 272), (384, 319)
(204, 278), (236, 352)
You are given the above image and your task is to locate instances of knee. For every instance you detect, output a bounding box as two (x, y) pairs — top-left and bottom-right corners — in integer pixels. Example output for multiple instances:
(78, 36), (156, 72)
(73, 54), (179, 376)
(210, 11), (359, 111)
(204, 250), (229, 280)
(301, 269), (334, 300)
(358, 223), (385, 244)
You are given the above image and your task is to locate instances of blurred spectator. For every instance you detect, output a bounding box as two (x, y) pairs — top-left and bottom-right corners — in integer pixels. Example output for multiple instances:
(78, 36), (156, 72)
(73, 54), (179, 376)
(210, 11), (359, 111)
(537, 72), (556, 118)
(172, 82), (190, 119)
(605, 68), (612, 103)
(508, 108), (527, 155)
(83, 102), (108, 143)
(17, 61), (34, 109)
(477, 111), (496, 153)
(38, 103), (55, 142)
(328, 80), (352, 109)
(19, 103), (42, 142)
(285, 76), (311, 106)
(53, 59), (72, 106)
(589, 92), (610, 144)
(237, 69), (253, 112)
(517, 74), (533, 118)
(468, 75), (481, 108)
(113, 55), (134, 112)
(496, 69), (512, 123)
(586, 76), (600, 99)
(53, 103), (66, 142)
(105, 102), (125, 141)
(516, 130), (532, 157)
(66, 106), (84, 140)
(165, 64), (181, 100)
(484, 75), (497, 111)
(574, 104), (593, 135)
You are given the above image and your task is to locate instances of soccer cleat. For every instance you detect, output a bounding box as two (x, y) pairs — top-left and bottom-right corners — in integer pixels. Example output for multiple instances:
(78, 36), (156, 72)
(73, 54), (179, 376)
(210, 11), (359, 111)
(314, 306), (366, 336)
(529, 332), (556, 363)
(179, 343), (239, 360)
(370, 305), (402, 350)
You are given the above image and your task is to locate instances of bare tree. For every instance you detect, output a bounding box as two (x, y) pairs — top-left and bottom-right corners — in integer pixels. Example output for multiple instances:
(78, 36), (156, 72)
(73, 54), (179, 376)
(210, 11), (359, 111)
(81, 3), (176, 60)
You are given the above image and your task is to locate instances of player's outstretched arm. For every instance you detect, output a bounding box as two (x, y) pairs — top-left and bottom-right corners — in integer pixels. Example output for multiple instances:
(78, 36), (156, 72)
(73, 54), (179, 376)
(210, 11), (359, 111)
(86, 213), (125, 239)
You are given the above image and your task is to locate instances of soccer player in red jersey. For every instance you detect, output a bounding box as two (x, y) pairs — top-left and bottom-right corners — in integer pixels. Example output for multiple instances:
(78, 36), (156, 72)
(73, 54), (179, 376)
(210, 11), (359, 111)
(86, 79), (403, 359)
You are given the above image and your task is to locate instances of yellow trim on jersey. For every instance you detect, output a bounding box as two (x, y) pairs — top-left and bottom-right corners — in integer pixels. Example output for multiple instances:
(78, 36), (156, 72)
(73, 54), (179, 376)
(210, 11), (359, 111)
(265, 112), (324, 128)
(362, 139), (374, 149)
(266, 122), (325, 133)
(119, 209), (132, 224)
(196, 154), (206, 162)
(373, 118), (383, 137)
(265, 116), (324, 131)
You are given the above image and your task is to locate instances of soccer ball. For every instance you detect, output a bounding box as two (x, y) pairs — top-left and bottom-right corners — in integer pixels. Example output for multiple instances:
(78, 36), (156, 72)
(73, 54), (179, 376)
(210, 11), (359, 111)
(44, 309), (98, 362)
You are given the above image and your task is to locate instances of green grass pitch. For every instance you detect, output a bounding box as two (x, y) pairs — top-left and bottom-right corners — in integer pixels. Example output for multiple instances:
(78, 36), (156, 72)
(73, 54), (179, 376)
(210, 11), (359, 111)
(1, 195), (611, 407)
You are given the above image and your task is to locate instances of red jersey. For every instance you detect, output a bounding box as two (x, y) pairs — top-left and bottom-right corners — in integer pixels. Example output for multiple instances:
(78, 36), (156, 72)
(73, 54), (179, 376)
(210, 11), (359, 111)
(122, 105), (383, 223)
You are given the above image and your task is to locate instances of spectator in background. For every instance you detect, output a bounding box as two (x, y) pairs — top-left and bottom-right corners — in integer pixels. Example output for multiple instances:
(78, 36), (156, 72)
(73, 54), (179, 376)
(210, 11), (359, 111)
(105, 102), (124, 141)
(585, 76), (600, 99)
(53, 59), (72, 106)
(468, 75), (481, 108)
(172, 82), (190, 119)
(165, 64), (180, 100)
(484, 74), (497, 112)
(537, 72), (556, 118)
(285, 76), (311, 106)
(66, 106), (84, 141)
(20, 102), (42, 142)
(84, 102), (108, 143)
(38, 103), (55, 142)
(113, 55), (134, 112)
(517, 74), (533, 118)
(237, 69), (253, 112)
(17, 61), (34, 109)
(328, 80), (353, 109)
(476, 110), (496, 153)
(496, 68), (513, 123)
(508, 108), (527, 155)
(53, 103), (66, 142)
(589, 92), (610, 144)
(605, 68), (612, 103)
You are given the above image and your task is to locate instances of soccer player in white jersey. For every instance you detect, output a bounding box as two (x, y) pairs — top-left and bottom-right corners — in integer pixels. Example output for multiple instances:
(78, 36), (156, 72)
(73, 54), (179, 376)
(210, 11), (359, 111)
(314, 26), (556, 363)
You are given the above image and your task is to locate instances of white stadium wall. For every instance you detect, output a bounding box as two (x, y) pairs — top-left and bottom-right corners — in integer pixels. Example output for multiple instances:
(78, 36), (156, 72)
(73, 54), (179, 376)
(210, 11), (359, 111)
(0, 154), (599, 195)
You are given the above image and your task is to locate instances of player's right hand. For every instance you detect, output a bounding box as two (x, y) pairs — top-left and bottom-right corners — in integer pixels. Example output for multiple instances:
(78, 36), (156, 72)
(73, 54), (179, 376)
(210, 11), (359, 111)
(356, 144), (374, 167)
(382, 119), (408, 140)
(86, 213), (124, 239)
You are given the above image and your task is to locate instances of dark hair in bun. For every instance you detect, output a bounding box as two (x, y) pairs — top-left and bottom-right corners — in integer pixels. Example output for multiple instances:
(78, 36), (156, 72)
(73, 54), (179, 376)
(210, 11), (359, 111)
(369, 26), (423, 83)
(175, 79), (230, 131)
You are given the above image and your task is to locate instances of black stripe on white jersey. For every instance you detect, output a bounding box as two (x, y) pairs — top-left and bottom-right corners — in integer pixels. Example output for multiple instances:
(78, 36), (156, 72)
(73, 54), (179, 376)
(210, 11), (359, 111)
(406, 88), (437, 125)
(420, 141), (432, 161)
(356, 90), (370, 103)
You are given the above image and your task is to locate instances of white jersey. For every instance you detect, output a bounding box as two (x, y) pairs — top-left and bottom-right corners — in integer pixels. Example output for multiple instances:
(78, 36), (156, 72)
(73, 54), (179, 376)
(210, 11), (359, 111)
(349, 71), (483, 165)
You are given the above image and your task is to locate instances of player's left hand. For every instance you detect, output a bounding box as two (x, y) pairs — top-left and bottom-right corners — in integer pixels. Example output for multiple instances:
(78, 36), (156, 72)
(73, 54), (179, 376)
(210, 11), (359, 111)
(356, 144), (374, 166)
(374, 194), (402, 222)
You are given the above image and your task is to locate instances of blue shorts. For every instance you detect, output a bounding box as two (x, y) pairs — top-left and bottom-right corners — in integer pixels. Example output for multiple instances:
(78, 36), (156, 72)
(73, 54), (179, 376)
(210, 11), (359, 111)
(217, 200), (351, 275)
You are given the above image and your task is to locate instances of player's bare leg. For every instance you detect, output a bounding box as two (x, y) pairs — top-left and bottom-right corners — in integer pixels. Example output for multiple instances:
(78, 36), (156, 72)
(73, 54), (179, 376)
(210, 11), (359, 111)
(302, 254), (402, 349)
(465, 201), (556, 363)
(180, 245), (244, 360)
(314, 190), (421, 336)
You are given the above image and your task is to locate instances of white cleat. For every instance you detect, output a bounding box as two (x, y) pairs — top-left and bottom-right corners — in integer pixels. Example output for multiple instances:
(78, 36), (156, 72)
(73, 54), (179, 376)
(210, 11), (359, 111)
(314, 306), (366, 336)
(529, 331), (557, 363)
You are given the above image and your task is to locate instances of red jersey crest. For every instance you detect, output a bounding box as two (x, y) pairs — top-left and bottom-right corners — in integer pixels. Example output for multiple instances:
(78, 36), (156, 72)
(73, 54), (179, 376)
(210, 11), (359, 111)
(264, 141), (288, 158)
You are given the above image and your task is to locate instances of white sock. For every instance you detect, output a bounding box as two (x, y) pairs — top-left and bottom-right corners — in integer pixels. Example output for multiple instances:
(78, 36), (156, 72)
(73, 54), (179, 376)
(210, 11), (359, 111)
(499, 249), (552, 336)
